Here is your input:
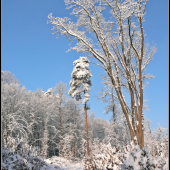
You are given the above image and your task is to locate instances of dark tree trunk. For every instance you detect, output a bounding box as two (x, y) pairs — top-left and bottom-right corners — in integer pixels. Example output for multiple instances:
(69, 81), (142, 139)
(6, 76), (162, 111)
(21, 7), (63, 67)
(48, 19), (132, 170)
(84, 104), (90, 156)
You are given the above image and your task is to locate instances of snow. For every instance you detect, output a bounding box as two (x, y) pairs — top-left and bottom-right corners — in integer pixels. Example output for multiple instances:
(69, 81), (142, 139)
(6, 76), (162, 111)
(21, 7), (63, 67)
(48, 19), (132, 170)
(2, 147), (84, 170)
(136, 121), (139, 126)
(44, 157), (84, 170)
(69, 56), (92, 105)
(134, 102), (137, 107)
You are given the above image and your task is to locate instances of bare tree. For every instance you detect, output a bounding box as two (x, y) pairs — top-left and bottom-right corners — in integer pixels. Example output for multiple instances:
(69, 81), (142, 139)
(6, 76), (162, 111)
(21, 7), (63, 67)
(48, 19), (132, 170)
(48, 0), (156, 148)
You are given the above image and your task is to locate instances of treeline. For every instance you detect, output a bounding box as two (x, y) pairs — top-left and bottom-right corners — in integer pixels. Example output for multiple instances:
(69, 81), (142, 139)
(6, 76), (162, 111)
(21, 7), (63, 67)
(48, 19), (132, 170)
(1, 71), (168, 163)
(1, 71), (130, 160)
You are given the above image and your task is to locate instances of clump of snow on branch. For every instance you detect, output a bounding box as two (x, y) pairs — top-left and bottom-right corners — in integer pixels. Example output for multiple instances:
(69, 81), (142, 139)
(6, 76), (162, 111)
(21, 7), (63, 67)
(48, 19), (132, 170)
(69, 57), (92, 105)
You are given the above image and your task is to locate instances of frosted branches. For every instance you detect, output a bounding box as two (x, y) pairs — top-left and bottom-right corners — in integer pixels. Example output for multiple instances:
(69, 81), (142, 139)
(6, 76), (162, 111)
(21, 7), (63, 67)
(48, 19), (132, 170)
(48, 0), (155, 148)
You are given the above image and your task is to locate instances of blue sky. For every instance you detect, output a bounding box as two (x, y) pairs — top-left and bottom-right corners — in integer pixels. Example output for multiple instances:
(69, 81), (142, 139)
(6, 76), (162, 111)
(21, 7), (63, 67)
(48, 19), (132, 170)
(2, 0), (168, 130)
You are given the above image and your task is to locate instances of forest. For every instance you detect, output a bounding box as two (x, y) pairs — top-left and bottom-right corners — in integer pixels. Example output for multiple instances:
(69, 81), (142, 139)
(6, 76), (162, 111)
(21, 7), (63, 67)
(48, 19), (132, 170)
(1, 70), (168, 170)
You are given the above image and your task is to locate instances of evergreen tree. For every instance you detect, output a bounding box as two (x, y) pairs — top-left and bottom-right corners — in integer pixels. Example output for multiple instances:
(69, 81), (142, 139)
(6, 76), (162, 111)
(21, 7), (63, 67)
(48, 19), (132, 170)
(69, 57), (92, 156)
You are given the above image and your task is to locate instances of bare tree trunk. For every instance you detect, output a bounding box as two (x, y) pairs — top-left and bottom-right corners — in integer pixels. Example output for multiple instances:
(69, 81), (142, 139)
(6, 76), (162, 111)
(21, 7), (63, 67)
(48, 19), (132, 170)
(111, 88), (116, 123)
(5, 119), (9, 145)
(41, 115), (49, 159)
(84, 103), (90, 157)
(72, 137), (75, 161)
(72, 124), (76, 161)
(138, 16), (145, 148)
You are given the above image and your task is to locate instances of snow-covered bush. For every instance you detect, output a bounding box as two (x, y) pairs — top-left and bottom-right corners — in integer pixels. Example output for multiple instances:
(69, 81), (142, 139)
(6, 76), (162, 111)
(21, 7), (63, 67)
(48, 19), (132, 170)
(84, 140), (168, 170)
(84, 140), (122, 170)
(2, 148), (48, 170)
(3, 136), (38, 157)
(144, 121), (169, 159)
(2, 149), (30, 170)
(121, 141), (167, 170)
(2, 137), (48, 170)
(62, 134), (74, 160)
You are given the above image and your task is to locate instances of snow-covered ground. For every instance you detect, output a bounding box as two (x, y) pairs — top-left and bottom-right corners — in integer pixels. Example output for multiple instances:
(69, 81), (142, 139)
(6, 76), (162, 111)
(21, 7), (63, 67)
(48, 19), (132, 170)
(44, 156), (84, 170)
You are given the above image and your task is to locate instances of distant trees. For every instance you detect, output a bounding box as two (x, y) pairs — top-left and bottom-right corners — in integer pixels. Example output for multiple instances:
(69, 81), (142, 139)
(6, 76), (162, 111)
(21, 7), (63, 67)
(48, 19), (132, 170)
(25, 89), (47, 155)
(52, 82), (67, 157)
(2, 70), (168, 167)
(98, 75), (118, 122)
(40, 88), (53, 159)
(61, 98), (84, 160)
(69, 57), (92, 156)
(144, 120), (169, 158)
(48, 0), (156, 148)
(1, 71), (30, 145)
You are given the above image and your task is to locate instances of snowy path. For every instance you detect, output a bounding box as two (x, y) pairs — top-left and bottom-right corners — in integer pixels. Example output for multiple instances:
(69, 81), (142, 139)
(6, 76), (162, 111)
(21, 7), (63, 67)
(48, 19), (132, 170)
(45, 157), (84, 170)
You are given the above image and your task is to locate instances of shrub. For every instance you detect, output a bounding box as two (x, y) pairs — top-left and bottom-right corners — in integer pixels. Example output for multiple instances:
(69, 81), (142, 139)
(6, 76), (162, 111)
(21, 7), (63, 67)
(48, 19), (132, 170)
(2, 136), (48, 170)
(84, 140), (168, 170)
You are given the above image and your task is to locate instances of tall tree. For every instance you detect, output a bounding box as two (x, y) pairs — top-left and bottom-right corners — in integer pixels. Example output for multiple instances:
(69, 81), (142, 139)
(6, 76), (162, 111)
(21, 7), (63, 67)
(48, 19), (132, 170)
(48, 0), (156, 148)
(69, 57), (92, 156)
(53, 82), (68, 157)
(40, 88), (53, 159)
